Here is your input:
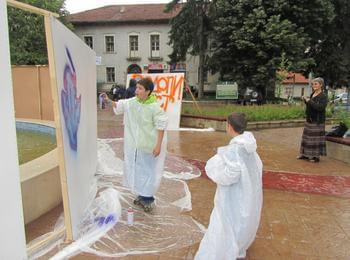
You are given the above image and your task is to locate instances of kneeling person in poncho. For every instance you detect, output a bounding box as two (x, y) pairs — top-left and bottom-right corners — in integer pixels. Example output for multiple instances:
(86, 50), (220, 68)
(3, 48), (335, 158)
(107, 78), (167, 212)
(195, 112), (263, 260)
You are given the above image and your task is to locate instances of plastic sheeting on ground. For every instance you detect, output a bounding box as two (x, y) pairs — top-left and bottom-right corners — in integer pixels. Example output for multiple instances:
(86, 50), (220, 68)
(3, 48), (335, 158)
(28, 138), (204, 259)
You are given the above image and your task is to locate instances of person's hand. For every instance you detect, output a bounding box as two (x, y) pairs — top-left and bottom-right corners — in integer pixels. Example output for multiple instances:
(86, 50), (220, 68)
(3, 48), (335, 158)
(302, 96), (310, 102)
(103, 93), (109, 101)
(104, 93), (117, 107)
(153, 144), (161, 157)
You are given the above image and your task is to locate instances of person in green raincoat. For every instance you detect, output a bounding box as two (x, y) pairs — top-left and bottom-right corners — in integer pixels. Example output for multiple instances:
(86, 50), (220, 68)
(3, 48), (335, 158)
(106, 78), (168, 212)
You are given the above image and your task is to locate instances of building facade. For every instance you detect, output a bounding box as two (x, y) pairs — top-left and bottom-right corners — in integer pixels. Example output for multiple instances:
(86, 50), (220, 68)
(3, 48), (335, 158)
(69, 4), (206, 92)
(276, 72), (312, 99)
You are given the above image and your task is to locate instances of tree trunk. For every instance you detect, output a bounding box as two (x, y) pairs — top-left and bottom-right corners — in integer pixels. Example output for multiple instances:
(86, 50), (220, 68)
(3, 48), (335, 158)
(267, 77), (276, 100)
(198, 6), (205, 100)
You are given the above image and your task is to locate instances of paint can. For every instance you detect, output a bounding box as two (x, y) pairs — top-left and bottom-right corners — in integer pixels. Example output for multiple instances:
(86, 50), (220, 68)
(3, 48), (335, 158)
(127, 207), (134, 226)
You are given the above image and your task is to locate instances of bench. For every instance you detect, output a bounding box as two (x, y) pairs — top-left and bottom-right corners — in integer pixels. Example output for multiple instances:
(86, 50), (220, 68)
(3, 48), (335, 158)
(326, 136), (350, 164)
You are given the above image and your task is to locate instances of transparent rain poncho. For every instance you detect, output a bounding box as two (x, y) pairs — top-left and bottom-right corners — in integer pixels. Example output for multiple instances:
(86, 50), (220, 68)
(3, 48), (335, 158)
(28, 138), (204, 259)
(195, 131), (263, 260)
(113, 96), (168, 197)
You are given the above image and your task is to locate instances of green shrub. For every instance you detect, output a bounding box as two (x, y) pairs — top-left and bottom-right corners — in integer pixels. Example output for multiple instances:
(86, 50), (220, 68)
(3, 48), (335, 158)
(182, 103), (309, 122)
(335, 111), (350, 128)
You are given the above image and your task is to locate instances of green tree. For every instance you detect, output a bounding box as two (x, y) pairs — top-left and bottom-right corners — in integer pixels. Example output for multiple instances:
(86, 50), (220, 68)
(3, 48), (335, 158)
(7, 0), (72, 65)
(210, 0), (334, 99)
(275, 52), (291, 99)
(307, 0), (350, 88)
(165, 0), (212, 99)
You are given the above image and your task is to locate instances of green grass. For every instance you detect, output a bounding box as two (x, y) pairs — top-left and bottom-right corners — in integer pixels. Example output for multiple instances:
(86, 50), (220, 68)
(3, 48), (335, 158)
(182, 103), (333, 122)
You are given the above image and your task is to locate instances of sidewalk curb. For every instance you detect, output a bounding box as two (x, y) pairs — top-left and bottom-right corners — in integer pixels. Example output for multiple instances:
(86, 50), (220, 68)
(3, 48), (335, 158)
(180, 114), (336, 131)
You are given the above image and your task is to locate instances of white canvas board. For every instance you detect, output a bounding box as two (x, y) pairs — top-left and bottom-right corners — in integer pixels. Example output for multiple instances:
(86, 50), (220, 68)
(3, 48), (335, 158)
(49, 17), (97, 239)
(126, 73), (185, 130)
(0, 0), (27, 258)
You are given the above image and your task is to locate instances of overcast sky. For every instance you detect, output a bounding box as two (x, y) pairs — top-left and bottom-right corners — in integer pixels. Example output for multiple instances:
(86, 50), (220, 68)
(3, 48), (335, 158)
(65, 0), (172, 14)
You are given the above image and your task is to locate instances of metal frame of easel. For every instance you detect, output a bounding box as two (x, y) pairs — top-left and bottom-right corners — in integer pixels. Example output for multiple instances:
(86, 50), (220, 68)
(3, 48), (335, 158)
(184, 79), (202, 114)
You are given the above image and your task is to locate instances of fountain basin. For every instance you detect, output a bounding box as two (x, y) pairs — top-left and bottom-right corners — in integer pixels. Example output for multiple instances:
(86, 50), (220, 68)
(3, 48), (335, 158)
(17, 119), (61, 224)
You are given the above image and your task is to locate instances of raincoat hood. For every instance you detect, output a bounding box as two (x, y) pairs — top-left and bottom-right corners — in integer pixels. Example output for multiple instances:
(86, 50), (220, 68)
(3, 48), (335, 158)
(230, 131), (257, 154)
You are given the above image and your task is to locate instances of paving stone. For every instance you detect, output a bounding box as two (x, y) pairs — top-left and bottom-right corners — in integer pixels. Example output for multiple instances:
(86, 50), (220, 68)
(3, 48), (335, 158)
(26, 108), (350, 259)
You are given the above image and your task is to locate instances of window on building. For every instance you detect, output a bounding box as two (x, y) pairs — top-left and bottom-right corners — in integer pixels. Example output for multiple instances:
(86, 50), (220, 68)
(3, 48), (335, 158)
(83, 36), (93, 49)
(150, 34), (160, 57)
(105, 35), (115, 53)
(106, 67), (115, 83)
(129, 35), (139, 57)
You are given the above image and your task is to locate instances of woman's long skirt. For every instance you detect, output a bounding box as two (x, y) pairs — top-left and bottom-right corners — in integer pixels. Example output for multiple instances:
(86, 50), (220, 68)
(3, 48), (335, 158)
(299, 122), (327, 157)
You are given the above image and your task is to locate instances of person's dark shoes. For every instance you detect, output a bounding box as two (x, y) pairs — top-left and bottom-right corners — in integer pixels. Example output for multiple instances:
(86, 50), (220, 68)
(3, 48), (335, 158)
(309, 157), (320, 163)
(297, 155), (309, 160)
(133, 196), (142, 205)
(142, 200), (154, 213)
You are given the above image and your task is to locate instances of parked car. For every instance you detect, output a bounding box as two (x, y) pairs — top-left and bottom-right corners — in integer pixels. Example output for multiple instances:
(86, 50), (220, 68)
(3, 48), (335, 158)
(333, 92), (349, 104)
(240, 87), (263, 105)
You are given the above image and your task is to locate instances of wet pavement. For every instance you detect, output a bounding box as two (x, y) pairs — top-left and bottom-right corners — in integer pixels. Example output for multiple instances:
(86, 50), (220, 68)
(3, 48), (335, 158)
(96, 107), (350, 259)
(26, 106), (350, 259)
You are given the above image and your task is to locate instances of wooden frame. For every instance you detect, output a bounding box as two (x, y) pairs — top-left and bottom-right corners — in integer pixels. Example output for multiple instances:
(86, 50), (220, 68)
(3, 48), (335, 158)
(7, 0), (59, 17)
(26, 227), (65, 256)
(44, 14), (73, 242)
(6, 0), (72, 256)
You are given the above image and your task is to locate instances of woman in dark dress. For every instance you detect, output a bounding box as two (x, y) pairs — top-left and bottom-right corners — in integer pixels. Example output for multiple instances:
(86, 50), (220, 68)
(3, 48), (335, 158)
(297, 77), (328, 162)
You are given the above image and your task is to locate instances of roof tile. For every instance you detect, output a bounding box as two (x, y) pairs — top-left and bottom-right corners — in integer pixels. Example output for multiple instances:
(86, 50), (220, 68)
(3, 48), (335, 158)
(283, 72), (309, 84)
(69, 4), (181, 24)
